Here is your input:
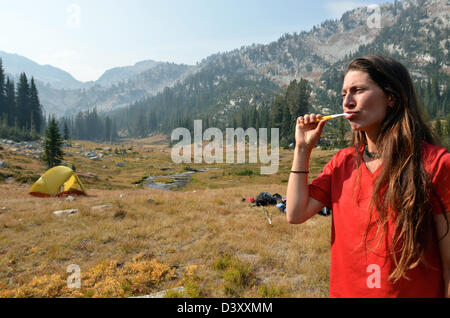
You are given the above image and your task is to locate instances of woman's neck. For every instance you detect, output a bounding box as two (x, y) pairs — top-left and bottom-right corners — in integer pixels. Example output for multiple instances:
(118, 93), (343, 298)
(365, 131), (379, 154)
(363, 132), (382, 172)
(366, 139), (378, 154)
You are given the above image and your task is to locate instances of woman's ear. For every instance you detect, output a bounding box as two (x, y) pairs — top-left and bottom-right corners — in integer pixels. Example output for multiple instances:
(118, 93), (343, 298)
(387, 95), (395, 108)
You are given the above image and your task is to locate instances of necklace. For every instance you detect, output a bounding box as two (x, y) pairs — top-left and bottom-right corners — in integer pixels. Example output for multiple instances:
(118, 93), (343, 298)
(364, 144), (380, 159)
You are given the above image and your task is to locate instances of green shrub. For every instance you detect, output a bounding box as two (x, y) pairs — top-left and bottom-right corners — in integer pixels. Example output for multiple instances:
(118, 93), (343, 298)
(164, 290), (184, 298)
(257, 284), (289, 298)
(234, 168), (255, 176)
(213, 254), (234, 271)
(213, 254), (256, 296)
(184, 280), (200, 298)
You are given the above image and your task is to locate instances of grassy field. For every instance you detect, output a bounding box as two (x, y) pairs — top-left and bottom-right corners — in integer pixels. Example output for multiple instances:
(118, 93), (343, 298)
(0, 135), (336, 298)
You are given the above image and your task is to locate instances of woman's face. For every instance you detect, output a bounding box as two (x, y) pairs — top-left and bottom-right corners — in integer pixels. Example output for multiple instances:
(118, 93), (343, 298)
(342, 70), (392, 136)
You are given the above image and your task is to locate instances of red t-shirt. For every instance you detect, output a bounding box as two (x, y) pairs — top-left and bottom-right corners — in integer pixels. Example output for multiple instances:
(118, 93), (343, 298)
(309, 142), (450, 298)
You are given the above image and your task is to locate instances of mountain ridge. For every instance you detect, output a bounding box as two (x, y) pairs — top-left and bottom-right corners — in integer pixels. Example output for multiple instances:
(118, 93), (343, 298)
(0, 50), (197, 116)
(0, 50), (84, 90)
(110, 0), (448, 137)
(1, 0), (448, 118)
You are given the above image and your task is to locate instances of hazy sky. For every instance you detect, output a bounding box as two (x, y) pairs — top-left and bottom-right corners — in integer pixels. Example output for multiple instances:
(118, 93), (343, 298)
(0, 0), (395, 82)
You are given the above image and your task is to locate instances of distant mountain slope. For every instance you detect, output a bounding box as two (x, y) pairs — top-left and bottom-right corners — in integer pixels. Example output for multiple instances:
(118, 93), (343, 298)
(317, 0), (449, 113)
(35, 62), (195, 116)
(0, 51), (196, 116)
(1, 0), (447, 120)
(114, 0), (448, 135)
(194, 2), (397, 88)
(95, 60), (163, 86)
(0, 50), (84, 89)
(193, 0), (447, 90)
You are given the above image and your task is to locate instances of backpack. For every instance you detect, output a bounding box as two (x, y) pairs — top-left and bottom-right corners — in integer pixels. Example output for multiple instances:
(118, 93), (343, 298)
(255, 192), (281, 206)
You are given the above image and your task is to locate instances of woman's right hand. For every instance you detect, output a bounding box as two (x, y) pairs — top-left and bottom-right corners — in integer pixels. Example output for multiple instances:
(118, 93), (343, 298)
(295, 113), (328, 151)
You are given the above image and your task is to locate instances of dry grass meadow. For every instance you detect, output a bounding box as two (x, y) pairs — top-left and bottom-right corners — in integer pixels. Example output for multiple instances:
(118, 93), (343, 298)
(0, 135), (336, 298)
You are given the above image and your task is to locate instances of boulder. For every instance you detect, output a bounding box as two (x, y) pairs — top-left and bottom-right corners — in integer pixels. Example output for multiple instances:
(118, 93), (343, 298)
(130, 286), (186, 298)
(5, 177), (15, 184)
(53, 209), (78, 216)
(91, 204), (112, 211)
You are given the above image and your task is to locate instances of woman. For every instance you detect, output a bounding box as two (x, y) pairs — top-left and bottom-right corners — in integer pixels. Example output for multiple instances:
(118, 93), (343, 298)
(286, 55), (449, 298)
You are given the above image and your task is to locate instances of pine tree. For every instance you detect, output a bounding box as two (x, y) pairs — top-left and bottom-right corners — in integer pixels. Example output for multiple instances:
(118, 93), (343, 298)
(74, 111), (84, 140)
(111, 119), (119, 142)
(104, 116), (112, 143)
(0, 59), (5, 118)
(285, 79), (299, 117)
(16, 73), (30, 130)
(29, 78), (43, 134)
(270, 94), (284, 130)
(249, 105), (258, 129)
(296, 79), (310, 117)
(63, 120), (70, 140)
(42, 116), (64, 168)
(431, 75), (441, 117)
(133, 109), (147, 138)
(5, 78), (15, 126)
(90, 107), (103, 140)
(286, 78), (310, 120)
(281, 101), (292, 145)
(259, 104), (270, 129)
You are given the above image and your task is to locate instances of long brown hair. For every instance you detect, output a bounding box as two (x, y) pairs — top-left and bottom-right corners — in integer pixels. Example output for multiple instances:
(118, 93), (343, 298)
(346, 55), (448, 282)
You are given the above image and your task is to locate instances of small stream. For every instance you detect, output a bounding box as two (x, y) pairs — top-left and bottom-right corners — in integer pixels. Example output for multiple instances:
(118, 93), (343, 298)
(143, 168), (210, 190)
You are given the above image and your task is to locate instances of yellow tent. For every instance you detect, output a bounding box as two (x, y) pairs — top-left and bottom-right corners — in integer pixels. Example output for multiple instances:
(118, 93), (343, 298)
(29, 166), (87, 197)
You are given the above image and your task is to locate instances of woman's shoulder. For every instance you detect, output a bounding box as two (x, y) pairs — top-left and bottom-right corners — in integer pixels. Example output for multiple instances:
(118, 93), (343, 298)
(421, 141), (450, 168)
(421, 141), (449, 160)
(334, 146), (358, 159)
(327, 146), (358, 166)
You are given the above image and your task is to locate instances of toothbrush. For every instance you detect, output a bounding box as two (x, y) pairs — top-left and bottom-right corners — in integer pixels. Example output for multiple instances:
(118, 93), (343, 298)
(298, 113), (350, 126)
(316, 113), (350, 122)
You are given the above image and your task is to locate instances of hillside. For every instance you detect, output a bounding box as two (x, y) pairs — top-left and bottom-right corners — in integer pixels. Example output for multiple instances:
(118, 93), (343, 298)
(0, 52), (196, 117)
(36, 62), (195, 117)
(0, 51), (84, 90)
(1, 0), (448, 124)
(96, 60), (166, 86)
(115, 0), (449, 137)
(206, 0), (448, 87)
